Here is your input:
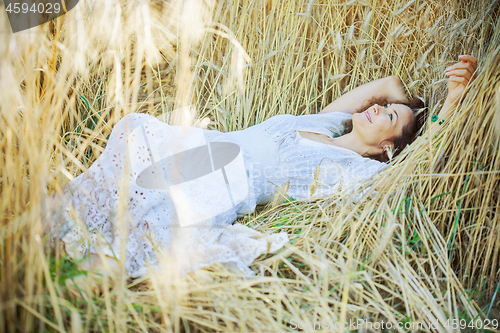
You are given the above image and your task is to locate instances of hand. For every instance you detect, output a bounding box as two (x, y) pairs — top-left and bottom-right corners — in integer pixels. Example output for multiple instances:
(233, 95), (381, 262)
(445, 55), (478, 104)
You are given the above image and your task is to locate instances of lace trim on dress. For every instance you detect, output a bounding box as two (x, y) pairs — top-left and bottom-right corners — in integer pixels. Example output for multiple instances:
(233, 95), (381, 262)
(53, 113), (289, 278)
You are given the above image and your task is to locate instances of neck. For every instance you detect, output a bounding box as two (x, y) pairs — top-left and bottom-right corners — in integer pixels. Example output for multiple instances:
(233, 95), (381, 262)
(330, 132), (371, 157)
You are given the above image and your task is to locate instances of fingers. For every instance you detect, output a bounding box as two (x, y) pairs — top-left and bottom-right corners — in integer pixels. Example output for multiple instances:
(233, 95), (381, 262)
(445, 56), (477, 84)
(458, 54), (478, 68)
(445, 55), (478, 102)
(448, 75), (468, 84)
(445, 68), (473, 80)
(445, 62), (475, 76)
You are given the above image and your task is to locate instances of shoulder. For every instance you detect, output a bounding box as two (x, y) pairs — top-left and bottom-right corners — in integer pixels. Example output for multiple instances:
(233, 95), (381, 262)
(356, 156), (388, 178)
(298, 111), (352, 128)
(267, 113), (296, 121)
(255, 113), (296, 127)
(324, 111), (352, 121)
(299, 111), (352, 120)
(328, 149), (387, 176)
(317, 111), (352, 120)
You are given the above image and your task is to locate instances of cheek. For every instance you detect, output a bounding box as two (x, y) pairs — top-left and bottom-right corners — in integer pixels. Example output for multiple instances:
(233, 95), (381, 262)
(376, 120), (392, 133)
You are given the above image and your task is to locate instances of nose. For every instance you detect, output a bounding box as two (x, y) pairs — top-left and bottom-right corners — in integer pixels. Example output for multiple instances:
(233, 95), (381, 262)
(372, 104), (380, 115)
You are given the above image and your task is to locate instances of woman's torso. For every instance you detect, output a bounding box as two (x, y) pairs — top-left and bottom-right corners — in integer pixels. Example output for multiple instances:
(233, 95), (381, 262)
(210, 112), (386, 206)
(297, 130), (334, 145)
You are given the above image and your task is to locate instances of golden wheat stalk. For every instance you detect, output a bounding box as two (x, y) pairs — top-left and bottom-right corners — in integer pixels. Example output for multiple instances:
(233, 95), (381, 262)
(1, 0), (499, 331)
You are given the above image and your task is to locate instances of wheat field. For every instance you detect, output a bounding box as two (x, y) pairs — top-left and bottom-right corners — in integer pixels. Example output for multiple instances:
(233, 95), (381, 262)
(1, 0), (500, 332)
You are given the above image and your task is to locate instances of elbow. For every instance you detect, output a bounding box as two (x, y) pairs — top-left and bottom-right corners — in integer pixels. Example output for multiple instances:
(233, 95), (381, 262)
(385, 75), (409, 102)
(387, 75), (403, 85)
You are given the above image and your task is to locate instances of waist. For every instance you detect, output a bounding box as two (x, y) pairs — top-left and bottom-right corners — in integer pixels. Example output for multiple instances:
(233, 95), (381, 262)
(214, 127), (279, 168)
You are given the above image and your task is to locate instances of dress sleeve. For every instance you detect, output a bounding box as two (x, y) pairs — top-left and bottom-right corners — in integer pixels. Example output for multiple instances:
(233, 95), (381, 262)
(318, 156), (387, 201)
(294, 112), (352, 137)
(286, 153), (387, 202)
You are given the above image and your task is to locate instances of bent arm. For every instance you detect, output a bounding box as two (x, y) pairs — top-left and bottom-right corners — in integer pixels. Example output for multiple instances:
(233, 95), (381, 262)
(319, 75), (409, 114)
(373, 55), (478, 190)
(372, 97), (456, 190)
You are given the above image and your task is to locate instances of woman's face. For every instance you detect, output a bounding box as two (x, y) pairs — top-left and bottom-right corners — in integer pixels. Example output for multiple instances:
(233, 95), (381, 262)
(352, 103), (414, 151)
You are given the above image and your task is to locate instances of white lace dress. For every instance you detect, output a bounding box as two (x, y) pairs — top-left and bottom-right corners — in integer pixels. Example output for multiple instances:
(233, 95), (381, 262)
(247, 112), (388, 203)
(53, 112), (386, 277)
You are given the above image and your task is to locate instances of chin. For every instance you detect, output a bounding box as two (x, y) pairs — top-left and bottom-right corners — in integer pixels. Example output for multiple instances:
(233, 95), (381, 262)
(351, 113), (362, 129)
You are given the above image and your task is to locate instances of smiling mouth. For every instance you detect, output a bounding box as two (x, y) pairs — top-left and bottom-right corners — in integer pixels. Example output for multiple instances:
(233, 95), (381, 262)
(365, 110), (372, 123)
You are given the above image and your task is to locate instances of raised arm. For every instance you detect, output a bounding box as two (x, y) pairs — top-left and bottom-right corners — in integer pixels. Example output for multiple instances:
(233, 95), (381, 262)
(319, 75), (410, 114)
(419, 55), (478, 140)
(374, 55), (478, 189)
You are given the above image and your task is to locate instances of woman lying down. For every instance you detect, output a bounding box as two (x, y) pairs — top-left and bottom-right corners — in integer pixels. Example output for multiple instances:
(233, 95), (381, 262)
(52, 55), (478, 278)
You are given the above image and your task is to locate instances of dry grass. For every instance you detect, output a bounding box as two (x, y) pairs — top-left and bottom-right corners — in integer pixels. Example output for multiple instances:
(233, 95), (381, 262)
(1, 0), (500, 331)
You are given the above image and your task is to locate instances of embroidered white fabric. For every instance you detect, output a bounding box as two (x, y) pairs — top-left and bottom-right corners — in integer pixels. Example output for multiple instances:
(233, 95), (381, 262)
(217, 112), (388, 204)
(53, 111), (386, 277)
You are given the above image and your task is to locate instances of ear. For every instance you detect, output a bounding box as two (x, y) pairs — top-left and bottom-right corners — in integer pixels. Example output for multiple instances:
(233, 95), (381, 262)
(381, 141), (395, 160)
(380, 140), (394, 151)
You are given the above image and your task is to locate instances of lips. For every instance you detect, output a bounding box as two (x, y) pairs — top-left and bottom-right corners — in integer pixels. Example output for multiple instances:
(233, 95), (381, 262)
(365, 110), (372, 123)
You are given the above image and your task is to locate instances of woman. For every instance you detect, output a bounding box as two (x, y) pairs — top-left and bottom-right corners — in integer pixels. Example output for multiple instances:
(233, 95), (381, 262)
(53, 55), (478, 278)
